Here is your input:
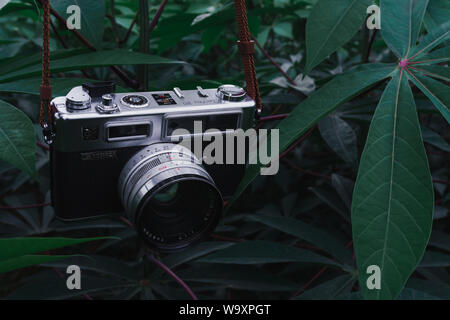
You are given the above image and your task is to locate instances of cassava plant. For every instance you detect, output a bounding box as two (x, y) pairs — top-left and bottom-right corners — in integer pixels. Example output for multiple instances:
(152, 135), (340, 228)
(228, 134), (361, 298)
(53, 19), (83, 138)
(230, 0), (449, 300)
(0, 0), (448, 300)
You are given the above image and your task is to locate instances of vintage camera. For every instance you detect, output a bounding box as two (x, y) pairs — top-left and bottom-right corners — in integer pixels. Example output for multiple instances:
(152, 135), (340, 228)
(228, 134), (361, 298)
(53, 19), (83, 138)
(50, 82), (256, 252)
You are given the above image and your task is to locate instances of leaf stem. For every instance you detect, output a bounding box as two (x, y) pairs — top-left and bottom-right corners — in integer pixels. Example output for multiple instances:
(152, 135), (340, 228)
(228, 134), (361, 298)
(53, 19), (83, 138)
(0, 202), (51, 210)
(147, 252), (198, 300)
(35, 0), (139, 89)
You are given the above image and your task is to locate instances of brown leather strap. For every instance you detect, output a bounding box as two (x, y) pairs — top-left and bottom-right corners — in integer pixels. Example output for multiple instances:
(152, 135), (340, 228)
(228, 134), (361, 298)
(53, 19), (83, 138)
(40, 0), (52, 128)
(39, 0), (261, 122)
(234, 0), (262, 112)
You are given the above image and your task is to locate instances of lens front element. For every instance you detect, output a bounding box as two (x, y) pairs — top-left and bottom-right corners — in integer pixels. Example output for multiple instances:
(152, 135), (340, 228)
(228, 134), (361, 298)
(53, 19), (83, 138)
(118, 143), (222, 252)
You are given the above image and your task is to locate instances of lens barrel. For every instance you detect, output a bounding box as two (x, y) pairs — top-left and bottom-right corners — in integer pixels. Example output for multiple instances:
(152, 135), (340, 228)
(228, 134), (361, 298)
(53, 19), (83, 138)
(118, 143), (222, 252)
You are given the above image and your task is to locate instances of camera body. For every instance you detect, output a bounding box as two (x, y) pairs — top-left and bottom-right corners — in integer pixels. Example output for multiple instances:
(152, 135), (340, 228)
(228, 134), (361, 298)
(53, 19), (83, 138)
(50, 82), (255, 251)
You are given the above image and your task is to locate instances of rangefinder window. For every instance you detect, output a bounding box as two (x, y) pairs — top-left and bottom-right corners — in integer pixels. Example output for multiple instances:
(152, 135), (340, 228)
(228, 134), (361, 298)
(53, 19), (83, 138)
(107, 123), (151, 142)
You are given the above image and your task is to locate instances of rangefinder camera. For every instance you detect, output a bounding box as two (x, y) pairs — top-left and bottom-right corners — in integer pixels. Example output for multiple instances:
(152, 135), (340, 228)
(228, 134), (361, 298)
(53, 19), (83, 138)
(49, 82), (256, 252)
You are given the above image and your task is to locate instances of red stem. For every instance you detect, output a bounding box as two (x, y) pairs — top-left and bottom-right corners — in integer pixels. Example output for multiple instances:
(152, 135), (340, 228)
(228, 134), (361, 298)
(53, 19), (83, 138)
(290, 240), (353, 299)
(35, 0), (139, 89)
(0, 202), (51, 210)
(250, 34), (298, 87)
(282, 158), (332, 181)
(147, 252), (198, 300)
(279, 126), (317, 159)
(149, 0), (169, 33)
(258, 113), (290, 122)
(434, 179), (450, 186)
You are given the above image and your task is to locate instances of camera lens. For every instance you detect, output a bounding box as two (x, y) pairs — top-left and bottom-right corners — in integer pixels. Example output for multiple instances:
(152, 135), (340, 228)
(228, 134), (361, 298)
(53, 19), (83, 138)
(153, 183), (178, 204)
(118, 143), (222, 252)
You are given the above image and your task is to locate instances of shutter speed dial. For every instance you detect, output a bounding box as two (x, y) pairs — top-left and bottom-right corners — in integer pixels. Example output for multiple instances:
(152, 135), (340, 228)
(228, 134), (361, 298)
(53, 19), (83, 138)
(216, 85), (247, 102)
(121, 95), (149, 108)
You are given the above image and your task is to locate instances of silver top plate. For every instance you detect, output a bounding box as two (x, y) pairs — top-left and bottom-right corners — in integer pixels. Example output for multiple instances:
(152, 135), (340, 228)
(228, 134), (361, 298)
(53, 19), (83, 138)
(52, 87), (255, 121)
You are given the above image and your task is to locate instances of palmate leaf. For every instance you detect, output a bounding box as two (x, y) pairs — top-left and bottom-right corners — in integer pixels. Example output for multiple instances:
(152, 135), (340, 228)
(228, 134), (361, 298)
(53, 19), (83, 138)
(7, 271), (133, 300)
(318, 112), (358, 166)
(421, 126), (450, 152)
(247, 214), (353, 267)
(305, 0), (371, 73)
(406, 71), (450, 123)
(0, 100), (36, 179)
(423, 0), (450, 39)
(408, 21), (450, 61)
(0, 49), (89, 76)
(197, 240), (342, 268)
(420, 46), (450, 64)
(0, 237), (115, 274)
(0, 50), (184, 83)
(0, 237), (113, 262)
(380, 0), (430, 58)
(294, 274), (356, 300)
(0, 78), (127, 97)
(351, 69), (434, 300)
(228, 64), (395, 209)
(177, 265), (298, 292)
(410, 65), (450, 82)
(0, 255), (70, 275)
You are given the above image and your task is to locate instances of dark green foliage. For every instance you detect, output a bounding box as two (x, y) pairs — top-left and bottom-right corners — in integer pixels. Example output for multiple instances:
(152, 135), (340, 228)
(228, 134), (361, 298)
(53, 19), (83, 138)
(0, 0), (448, 300)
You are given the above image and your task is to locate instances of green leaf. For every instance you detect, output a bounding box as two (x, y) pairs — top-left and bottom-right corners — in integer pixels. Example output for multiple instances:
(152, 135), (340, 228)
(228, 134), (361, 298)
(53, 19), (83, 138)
(0, 49), (89, 76)
(273, 21), (293, 39)
(52, 0), (105, 49)
(177, 265), (298, 292)
(318, 112), (358, 165)
(421, 126), (450, 152)
(0, 100), (36, 179)
(409, 21), (450, 61)
(247, 214), (353, 266)
(228, 64), (395, 209)
(0, 50), (184, 83)
(202, 25), (225, 52)
(305, 0), (371, 73)
(0, 78), (126, 97)
(7, 272), (132, 300)
(331, 174), (355, 210)
(161, 241), (234, 269)
(294, 274), (356, 300)
(197, 240), (342, 268)
(380, 0), (430, 58)
(352, 70), (434, 300)
(410, 65), (450, 82)
(0, 237), (114, 262)
(407, 71), (450, 123)
(0, 255), (69, 274)
(309, 186), (350, 221)
(418, 46), (450, 64)
(424, 0), (450, 40)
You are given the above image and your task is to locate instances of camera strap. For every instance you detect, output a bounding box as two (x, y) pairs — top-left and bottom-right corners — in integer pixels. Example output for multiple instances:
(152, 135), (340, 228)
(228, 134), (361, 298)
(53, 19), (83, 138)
(39, 0), (262, 134)
(40, 0), (54, 143)
(234, 0), (262, 114)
